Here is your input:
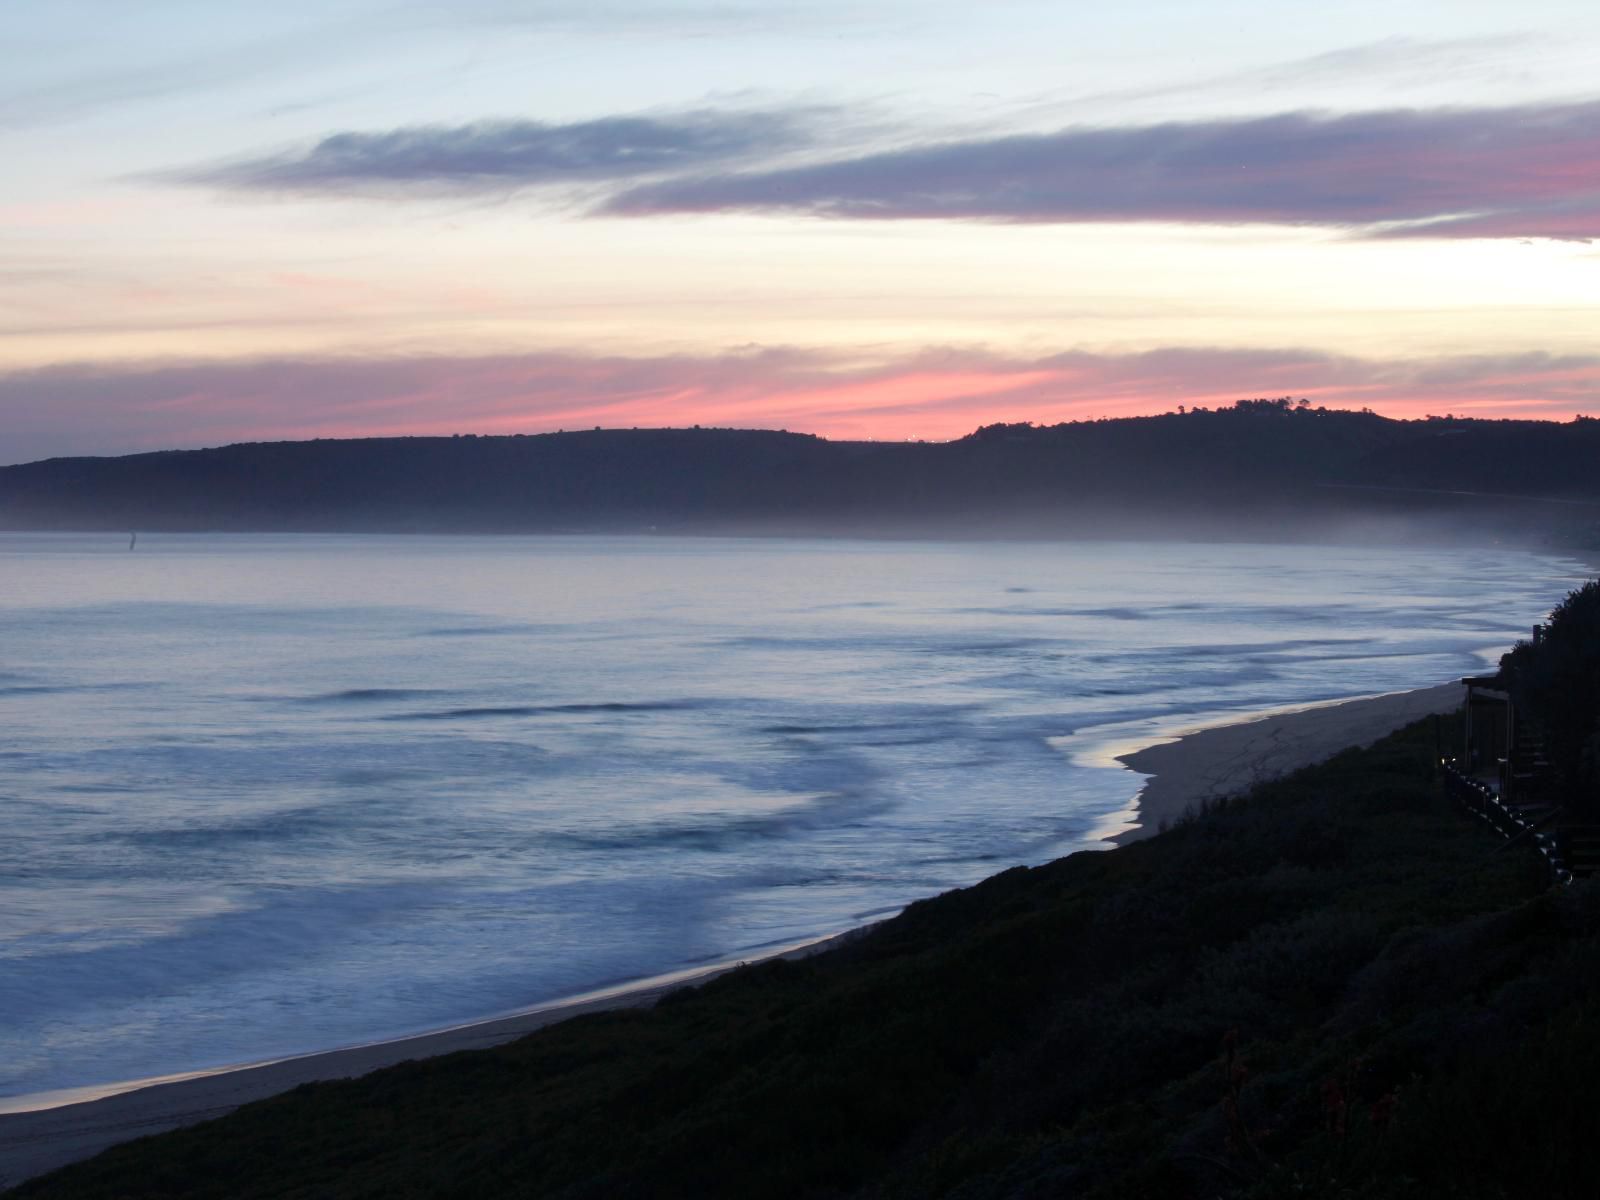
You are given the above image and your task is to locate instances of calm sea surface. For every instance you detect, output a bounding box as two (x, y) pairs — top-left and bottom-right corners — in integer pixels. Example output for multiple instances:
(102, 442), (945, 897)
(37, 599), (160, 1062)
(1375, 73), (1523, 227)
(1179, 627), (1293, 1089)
(0, 533), (1586, 1103)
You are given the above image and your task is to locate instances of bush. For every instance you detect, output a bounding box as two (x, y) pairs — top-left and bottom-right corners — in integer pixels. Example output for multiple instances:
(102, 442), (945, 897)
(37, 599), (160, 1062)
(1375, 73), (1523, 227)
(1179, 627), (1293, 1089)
(1499, 579), (1600, 810)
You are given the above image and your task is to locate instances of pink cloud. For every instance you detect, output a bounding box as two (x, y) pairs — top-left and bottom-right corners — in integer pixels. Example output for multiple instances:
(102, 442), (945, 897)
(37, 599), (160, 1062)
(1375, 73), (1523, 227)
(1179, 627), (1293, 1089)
(3, 345), (1598, 463)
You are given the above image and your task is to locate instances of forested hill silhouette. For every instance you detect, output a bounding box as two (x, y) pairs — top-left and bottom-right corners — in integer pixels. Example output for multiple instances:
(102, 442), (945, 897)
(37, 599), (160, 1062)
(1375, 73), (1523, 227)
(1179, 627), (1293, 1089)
(4, 402), (1599, 542)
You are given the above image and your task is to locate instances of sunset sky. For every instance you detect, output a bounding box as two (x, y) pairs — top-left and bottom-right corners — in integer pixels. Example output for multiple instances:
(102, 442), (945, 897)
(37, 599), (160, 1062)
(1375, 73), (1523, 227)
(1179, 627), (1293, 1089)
(4, 0), (1599, 463)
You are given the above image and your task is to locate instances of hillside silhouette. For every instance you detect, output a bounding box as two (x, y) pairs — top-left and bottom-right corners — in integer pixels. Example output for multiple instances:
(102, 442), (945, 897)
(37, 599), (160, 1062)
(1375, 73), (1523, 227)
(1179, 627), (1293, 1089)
(4, 403), (1598, 542)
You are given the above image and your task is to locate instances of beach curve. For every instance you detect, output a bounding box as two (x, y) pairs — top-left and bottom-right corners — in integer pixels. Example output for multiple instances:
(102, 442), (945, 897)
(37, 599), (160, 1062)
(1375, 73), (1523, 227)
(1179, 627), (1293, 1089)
(0, 683), (1470, 1186)
(1110, 681), (1466, 844)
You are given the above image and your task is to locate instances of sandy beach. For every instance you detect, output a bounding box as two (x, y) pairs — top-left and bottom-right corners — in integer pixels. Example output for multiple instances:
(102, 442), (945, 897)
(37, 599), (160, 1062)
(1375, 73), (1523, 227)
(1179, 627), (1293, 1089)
(1112, 681), (1466, 844)
(0, 682), (1466, 1187)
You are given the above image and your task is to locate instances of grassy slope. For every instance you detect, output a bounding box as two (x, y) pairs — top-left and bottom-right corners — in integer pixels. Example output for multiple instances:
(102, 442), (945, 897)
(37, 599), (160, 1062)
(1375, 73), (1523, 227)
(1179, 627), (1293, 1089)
(13, 717), (1600, 1199)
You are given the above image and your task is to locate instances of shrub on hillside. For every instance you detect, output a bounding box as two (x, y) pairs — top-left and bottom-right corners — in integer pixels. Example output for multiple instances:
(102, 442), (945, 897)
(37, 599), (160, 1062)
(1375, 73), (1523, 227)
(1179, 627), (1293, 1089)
(1499, 579), (1600, 810)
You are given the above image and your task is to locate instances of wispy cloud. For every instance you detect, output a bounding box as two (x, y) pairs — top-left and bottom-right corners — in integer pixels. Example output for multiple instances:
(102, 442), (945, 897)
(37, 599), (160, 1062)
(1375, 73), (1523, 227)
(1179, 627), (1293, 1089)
(5, 345), (1598, 464)
(1033, 34), (1554, 120)
(0, 10), (386, 131)
(172, 110), (814, 195)
(426, 0), (902, 37)
(602, 99), (1600, 240)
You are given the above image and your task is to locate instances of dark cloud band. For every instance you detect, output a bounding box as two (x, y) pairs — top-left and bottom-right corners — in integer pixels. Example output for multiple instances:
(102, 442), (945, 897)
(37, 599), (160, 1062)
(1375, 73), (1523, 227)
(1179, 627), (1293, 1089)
(177, 110), (808, 192)
(600, 100), (1600, 239)
(166, 99), (1600, 238)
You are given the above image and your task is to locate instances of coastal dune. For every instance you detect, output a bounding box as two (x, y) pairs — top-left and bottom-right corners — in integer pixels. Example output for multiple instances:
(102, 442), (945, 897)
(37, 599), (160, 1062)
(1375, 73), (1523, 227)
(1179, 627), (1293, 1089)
(0, 683), (1466, 1186)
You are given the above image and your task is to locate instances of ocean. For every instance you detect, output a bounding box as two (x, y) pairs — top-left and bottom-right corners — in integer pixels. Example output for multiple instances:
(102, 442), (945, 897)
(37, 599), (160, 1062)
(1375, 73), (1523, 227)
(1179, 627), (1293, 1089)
(0, 533), (1585, 1105)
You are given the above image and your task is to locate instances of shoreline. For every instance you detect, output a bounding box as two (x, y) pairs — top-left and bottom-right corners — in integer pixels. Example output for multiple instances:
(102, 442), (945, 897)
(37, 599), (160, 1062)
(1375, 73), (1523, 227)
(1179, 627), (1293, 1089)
(0, 930), (861, 1185)
(0, 682), (1468, 1186)
(1109, 681), (1466, 844)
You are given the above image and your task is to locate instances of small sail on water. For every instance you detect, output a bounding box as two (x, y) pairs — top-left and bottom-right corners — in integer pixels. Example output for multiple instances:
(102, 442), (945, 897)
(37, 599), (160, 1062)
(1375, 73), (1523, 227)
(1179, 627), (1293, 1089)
(129, 532), (137, 551)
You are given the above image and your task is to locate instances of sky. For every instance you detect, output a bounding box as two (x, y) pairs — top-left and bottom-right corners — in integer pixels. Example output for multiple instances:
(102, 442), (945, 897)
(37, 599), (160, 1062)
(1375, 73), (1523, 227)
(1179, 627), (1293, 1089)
(3, 0), (1600, 462)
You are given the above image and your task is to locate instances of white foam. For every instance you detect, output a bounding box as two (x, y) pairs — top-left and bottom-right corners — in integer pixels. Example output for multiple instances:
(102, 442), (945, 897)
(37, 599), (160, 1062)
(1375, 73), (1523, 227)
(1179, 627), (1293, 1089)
(0, 534), (1586, 1100)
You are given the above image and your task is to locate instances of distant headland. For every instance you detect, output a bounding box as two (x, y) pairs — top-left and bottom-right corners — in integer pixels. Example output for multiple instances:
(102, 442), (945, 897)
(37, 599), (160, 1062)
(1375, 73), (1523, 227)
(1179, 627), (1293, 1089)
(4, 402), (1598, 547)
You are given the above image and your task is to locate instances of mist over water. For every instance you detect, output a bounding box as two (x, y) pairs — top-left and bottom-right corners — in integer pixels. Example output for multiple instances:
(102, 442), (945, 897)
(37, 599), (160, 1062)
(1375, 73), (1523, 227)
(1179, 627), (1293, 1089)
(0, 533), (1585, 1102)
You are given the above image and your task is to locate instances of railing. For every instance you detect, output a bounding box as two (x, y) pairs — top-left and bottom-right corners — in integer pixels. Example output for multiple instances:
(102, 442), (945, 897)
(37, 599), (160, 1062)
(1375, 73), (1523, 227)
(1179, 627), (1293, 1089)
(1440, 758), (1573, 885)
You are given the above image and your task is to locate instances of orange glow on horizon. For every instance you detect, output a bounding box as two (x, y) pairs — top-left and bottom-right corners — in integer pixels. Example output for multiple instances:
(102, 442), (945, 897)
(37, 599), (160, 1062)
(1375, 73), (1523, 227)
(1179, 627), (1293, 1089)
(4, 343), (1597, 464)
(109, 363), (1597, 453)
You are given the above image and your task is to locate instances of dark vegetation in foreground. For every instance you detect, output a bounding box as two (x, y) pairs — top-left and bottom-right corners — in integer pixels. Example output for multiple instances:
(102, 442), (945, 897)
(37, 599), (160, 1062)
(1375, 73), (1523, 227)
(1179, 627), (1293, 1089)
(15, 714), (1600, 1198)
(1500, 579), (1600, 806)
(4, 402), (1600, 548)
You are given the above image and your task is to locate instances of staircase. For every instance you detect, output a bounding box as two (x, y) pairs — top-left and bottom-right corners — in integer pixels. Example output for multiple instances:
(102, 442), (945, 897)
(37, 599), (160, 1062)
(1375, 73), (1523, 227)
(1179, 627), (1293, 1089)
(1556, 826), (1600, 878)
(1443, 754), (1596, 885)
(1503, 728), (1553, 812)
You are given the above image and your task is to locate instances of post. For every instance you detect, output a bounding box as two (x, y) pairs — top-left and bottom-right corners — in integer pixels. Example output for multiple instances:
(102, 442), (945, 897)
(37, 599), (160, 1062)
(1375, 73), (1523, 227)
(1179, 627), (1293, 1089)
(1505, 701), (1516, 803)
